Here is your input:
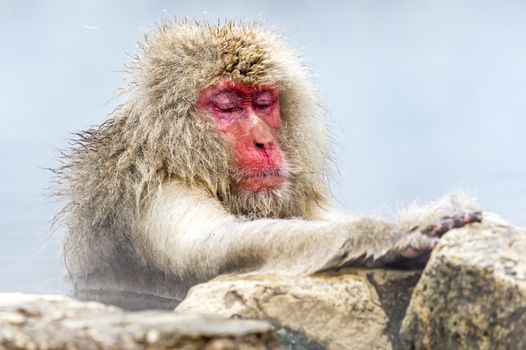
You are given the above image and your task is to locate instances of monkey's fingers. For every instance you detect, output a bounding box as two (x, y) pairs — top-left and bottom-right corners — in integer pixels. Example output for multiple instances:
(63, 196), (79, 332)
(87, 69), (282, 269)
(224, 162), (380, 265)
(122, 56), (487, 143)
(422, 211), (483, 237)
(400, 236), (439, 258)
(379, 234), (439, 268)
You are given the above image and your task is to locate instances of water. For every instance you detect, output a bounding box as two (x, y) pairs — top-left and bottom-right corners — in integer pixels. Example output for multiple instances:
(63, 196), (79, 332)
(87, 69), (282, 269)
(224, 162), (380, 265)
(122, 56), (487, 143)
(1, 0), (525, 293)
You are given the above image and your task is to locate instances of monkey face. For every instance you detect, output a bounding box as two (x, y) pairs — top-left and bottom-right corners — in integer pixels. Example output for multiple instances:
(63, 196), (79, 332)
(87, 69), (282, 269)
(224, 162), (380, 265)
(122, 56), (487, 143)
(198, 78), (286, 193)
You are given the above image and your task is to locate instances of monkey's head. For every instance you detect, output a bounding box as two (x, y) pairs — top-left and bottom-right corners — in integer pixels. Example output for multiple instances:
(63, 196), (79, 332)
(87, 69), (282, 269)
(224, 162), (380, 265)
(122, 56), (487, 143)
(126, 21), (332, 218)
(198, 79), (285, 193)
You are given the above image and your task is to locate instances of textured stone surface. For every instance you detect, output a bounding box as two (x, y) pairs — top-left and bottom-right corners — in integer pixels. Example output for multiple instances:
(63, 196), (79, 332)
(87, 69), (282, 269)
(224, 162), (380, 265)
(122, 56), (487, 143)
(6, 223), (524, 349)
(401, 223), (526, 350)
(0, 293), (279, 349)
(176, 270), (421, 350)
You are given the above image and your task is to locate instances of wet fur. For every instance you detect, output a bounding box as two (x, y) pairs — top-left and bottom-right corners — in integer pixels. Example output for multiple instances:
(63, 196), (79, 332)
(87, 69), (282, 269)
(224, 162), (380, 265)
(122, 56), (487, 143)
(54, 20), (481, 303)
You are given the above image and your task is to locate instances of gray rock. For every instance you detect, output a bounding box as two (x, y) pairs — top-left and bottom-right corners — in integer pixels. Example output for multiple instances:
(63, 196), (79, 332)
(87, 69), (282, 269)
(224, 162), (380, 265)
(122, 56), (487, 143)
(0, 293), (279, 349)
(5, 221), (523, 349)
(400, 222), (526, 350)
(176, 270), (421, 350)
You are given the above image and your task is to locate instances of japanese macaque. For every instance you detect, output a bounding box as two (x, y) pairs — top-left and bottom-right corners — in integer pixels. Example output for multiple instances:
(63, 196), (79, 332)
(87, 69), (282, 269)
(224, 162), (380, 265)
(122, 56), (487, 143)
(55, 21), (482, 309)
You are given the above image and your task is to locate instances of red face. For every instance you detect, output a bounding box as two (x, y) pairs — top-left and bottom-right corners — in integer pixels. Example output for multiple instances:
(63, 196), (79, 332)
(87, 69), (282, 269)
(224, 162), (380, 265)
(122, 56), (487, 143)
(198, 79), (285, 193)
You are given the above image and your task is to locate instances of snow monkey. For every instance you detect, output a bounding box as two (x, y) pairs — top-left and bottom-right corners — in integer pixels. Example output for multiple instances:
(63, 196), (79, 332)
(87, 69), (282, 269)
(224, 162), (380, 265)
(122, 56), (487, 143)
(55, 21), (482, 309)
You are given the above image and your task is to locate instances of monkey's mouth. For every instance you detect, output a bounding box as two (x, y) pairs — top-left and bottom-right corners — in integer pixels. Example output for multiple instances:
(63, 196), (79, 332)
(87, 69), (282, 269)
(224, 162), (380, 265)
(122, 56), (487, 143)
(243, 170), (281, 179)
(240, 170), (286, 192)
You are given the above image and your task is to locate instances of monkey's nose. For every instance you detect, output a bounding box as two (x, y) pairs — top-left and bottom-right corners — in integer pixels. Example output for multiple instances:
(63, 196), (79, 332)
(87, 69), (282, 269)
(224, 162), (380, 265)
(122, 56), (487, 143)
(252, 128), (275, 151)
(255, 141), (273, 151)
(254, 138), (275, 153)
(250, 116), (275, 152)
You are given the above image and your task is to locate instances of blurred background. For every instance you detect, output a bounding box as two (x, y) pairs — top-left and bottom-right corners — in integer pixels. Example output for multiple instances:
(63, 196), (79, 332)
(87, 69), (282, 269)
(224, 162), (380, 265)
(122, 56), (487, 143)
(1, 0), (525, 293)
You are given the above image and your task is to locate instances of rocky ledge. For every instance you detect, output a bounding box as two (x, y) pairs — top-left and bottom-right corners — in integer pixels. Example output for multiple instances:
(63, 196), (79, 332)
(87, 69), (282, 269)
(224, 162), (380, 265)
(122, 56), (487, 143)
(0, 294), (278, 350)
(177, 268), (419, 349)
(2, 220), (525, 349)
(177, 220), (526, 350)
(400, 222), (526, 350)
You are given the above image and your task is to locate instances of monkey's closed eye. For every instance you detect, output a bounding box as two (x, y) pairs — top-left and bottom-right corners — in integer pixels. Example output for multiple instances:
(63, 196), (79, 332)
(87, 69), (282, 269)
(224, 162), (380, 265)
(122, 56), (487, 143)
(253, 91), (275, 108)
(211, 91), (242, 112)
(215, 106), (241, 113)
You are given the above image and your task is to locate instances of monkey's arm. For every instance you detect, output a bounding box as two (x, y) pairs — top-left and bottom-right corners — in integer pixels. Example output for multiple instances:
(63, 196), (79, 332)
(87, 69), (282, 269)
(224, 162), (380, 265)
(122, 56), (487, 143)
(142, 184), (481, 281)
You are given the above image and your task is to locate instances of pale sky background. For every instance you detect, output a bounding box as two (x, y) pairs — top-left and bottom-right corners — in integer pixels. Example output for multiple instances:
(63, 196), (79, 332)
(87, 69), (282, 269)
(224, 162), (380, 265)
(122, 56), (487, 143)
(1, 0), (525, 293)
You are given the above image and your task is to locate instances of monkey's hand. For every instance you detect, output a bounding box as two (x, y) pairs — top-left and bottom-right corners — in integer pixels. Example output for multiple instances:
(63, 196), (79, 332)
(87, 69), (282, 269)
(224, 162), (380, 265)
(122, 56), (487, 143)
(370, 211), (482, 268)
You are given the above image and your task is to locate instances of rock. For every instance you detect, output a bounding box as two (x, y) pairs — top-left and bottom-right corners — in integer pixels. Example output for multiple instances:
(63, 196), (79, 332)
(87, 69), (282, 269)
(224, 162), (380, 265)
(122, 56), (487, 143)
(176, 270), (421, 350)
(7, 225), (523, 349)
(0, 293), (279, 350)
(400, 222), (526, 349)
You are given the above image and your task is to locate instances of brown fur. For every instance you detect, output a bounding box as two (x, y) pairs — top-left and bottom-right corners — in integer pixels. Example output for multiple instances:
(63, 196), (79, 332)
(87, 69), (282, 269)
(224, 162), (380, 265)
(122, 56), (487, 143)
(57, 20), (330, 221)
(55, 20), (481, 309)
